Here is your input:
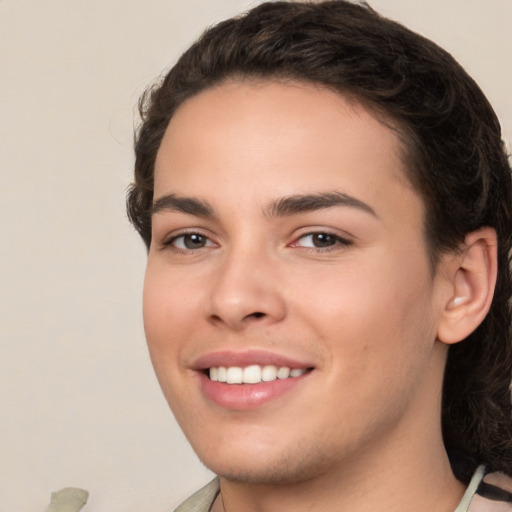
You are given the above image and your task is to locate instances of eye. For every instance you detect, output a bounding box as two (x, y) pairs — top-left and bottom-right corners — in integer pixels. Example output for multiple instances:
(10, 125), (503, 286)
(168, 233), (215, 250)
(294, 232), (351, 249)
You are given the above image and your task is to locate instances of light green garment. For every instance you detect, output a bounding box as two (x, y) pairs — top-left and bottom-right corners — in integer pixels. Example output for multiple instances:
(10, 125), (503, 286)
(44, 466), (512, 512)
(173, 466), (494, 512)
(175, 478), (220, 512)
(46, 487), (89, 512)
(454, 465), (487, 512)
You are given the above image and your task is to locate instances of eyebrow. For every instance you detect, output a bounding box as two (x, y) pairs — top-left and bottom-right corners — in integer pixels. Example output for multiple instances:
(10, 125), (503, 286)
(150, 191), (377, 219)
(151, 194), (215, 218)
(264, 192), (378, 218)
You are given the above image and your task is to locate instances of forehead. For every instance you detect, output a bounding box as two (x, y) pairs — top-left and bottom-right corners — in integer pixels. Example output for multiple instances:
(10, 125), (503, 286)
(159, 79), (406, 168)
(154, 79), (423, 226)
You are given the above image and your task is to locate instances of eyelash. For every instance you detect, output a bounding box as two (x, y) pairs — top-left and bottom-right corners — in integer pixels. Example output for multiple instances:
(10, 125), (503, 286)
(159, 230), (352, 254)
(161, 231), (216, 253)
(291, 231), (353, 252)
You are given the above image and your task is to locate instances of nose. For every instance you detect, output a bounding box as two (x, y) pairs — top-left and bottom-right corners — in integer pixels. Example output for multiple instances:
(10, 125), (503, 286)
(205, 248), (287, 330)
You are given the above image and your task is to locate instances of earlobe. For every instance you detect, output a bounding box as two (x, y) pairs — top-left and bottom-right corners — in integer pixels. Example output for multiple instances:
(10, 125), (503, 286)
(437, 227), (498, 345)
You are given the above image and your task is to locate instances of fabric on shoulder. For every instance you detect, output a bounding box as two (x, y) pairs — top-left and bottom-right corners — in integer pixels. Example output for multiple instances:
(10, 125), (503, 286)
(174, 478), (220, 512)
(170, 467), (512, 512)
(457, 466), (488, 512)
(45, 488), (89, 512)
(469, 470), (512, 512)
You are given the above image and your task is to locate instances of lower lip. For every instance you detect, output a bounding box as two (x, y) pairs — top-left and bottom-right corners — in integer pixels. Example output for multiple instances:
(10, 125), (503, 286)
(198, 372), (310, 410)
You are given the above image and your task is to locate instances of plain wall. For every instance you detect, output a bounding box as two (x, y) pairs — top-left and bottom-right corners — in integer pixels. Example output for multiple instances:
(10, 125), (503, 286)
(1, 1), (510, 510)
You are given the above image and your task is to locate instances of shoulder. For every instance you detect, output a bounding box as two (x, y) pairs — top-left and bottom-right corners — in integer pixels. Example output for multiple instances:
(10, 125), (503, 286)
(469, 470), (512, 512)
(174, 478), (220, 512)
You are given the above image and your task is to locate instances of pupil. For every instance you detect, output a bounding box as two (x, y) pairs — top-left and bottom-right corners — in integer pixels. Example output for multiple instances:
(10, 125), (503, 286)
(185, 234), (205, 249)
(313, 233), (335, 247)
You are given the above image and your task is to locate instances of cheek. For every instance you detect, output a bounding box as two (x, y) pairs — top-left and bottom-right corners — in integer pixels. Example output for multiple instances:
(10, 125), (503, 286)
(142, 267), (205, 421)
(291, 253), (436, 381)
(142, 265), (197, 373)
(297, 279), (435, 438)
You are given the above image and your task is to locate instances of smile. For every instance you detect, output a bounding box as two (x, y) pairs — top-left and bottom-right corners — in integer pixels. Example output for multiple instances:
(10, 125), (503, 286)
(209, 365), (307, 384)
(193, 350), (315, 408)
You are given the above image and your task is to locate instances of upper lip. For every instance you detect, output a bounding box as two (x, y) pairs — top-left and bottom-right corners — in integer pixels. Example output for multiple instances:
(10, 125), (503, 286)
(191, 349), (314, 370)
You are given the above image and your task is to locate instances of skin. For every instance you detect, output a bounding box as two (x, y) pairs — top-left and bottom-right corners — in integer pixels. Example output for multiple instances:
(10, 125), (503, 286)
(144, 79), (467, 512)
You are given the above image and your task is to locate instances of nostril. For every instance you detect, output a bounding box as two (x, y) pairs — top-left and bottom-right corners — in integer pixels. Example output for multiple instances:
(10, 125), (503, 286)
(208, 311), (266, 325)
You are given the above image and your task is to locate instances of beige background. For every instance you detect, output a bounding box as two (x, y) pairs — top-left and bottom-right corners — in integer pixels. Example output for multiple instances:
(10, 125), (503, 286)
(1, 1), (510, 510)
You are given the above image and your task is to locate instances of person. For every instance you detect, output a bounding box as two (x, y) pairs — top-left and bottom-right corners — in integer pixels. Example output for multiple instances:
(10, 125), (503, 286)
(127, 1), (512, 511)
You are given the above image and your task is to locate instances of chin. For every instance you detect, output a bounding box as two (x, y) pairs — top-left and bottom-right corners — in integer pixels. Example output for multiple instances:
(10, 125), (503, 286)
(195, 440), (339, 486)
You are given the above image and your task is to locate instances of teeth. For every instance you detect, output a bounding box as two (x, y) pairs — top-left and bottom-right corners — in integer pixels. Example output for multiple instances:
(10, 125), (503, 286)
(243, 365), (261, 384)
(208, 365), (308, 384)
(277, 367), (290, 379)
(261, 365), (277, 381)
(217, 366), (227, 383)
(226, 366), (243, 384)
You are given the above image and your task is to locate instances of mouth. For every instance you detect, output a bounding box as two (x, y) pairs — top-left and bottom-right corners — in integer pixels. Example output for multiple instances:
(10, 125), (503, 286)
(193, 350), (315, 409)
(207, 364), (312, 384)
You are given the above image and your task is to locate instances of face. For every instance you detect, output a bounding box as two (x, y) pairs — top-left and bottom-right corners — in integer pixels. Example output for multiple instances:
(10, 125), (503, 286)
(144, 80), (451, 484)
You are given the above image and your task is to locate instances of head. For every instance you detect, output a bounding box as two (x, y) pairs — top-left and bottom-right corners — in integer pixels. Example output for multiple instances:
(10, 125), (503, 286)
(127, 0), (512, 478)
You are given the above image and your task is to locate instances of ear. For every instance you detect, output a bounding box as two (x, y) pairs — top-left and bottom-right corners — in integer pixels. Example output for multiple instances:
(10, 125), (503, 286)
(437, 227), (498, 345)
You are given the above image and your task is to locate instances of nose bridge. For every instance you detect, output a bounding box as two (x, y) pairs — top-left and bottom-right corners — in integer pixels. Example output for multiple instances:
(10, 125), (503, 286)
(206, 237), (286, 328)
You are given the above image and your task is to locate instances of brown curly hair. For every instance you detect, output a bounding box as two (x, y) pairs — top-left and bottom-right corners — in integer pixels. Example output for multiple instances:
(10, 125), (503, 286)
(127, 1), (512, 478)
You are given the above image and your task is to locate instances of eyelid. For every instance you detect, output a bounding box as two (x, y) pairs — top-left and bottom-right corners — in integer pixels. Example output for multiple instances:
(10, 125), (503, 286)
(289, 228), (354, 250)
(173, 234), (216, 250)
(159, 228), (218, 251)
